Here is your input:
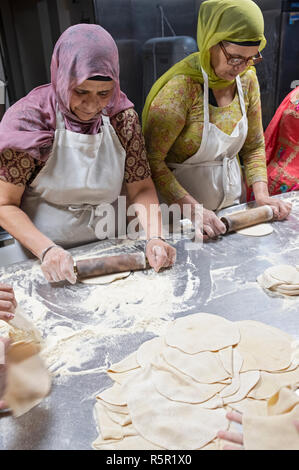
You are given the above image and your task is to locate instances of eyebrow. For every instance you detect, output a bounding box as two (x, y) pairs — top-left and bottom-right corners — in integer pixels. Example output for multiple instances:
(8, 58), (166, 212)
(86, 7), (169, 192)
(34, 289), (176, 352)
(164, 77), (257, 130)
(230, 52), (258, 59)
(225, 47), (259, 60)
(75, 87), (112, 93)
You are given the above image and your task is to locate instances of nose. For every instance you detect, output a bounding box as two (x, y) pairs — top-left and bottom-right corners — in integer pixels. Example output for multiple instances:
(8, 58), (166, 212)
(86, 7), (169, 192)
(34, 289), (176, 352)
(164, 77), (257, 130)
(81, 94), (99, 112)
(234, 60), (249, 72)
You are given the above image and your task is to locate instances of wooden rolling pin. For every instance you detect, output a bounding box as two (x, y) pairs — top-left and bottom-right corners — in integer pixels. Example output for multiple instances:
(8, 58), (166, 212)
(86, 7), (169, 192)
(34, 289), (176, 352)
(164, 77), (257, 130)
(74, 252), (147, 280)
(220, 205), (274, 233)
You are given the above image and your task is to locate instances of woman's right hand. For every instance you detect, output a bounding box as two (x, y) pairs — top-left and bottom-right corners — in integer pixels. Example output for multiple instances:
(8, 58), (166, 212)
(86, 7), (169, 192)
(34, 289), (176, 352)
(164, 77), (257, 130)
(177, 194), (226, 241)
(192, 205), (226, 241)
(0, 284), (17, 322)
(202, 207), (227, 240)
(41, 246), (77, 284)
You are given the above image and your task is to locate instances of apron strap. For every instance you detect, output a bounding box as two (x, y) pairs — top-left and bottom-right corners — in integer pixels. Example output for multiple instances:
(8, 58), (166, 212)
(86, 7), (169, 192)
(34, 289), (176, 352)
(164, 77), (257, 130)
(201, 68), (210, 127)
(68, 204), (96, 229)
(101, 114), (111, 127)
(201, 69), (246, 118)
(55, 107), (66, 130)
(200, 68), (210, 153)
(236, 75), (246, 116)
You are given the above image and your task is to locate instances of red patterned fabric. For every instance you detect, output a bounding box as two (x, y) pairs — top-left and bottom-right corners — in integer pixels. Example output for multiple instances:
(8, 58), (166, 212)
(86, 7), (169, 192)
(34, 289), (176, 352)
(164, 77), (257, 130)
(247, 87), (299, 200)
(265, 88), (299, 196)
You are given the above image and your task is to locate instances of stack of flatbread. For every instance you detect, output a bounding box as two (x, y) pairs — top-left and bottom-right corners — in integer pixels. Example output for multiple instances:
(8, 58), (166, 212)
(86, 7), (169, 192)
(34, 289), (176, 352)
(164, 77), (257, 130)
(92, 313), (299, 450)
(257, 265), (299, 296)
(2, 307), (51, 417)
(243, 383), (299, 450)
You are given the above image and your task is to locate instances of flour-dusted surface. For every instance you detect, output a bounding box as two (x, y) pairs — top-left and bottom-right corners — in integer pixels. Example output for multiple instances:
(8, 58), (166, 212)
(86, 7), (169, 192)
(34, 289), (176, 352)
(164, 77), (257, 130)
(0, 192), (298, 449)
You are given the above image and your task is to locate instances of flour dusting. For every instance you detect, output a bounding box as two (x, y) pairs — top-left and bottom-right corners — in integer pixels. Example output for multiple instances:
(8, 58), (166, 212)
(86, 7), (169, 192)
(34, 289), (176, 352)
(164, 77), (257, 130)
(0, 241), (198, 378)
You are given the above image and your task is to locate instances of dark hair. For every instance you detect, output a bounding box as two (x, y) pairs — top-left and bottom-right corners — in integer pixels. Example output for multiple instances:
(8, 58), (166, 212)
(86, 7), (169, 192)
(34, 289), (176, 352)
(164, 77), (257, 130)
(87, 75), (113, 81)
(226, 40), (261, 46)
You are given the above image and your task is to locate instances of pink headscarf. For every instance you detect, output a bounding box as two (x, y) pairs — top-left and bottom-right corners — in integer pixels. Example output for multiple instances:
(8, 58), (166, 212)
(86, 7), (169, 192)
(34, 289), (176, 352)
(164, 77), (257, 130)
(0, 24), (133, 161)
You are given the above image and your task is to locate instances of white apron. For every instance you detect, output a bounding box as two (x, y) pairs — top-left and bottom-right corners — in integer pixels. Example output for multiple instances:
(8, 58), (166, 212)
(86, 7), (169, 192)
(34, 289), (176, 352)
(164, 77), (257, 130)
(168, 68), (248, 211)
(15, 108), (126, 259)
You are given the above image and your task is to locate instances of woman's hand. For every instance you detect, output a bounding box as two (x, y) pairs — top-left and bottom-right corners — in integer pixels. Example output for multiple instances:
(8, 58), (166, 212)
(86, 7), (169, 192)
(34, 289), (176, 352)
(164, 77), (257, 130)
(217, 410), (244, 450)
(177, 194), (226, 241)
(146, 239), (176, 273)
(202, 207), (227, 240)
(192, 205), (226, 241)
(252, 181), (292, 220)
(0, 337), (9, 410)
(255, 195), (292, 221)
(218, 411), (299, 450)
(41, 246), (77, 284)
(0, 284), (17, 322)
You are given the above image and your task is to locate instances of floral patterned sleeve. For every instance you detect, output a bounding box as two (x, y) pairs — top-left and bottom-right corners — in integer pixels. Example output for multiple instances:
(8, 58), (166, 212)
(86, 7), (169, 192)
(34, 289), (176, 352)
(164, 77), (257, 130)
(0, 149), (42, 186)
(111, 108), (151, 183)
(239, 70), (268, 187)
(144, 75), (195, 203)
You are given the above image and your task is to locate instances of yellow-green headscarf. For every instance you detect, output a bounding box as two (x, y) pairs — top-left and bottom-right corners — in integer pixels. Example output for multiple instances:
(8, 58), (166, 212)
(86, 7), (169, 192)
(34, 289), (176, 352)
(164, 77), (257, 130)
(142, 0), (266, 130)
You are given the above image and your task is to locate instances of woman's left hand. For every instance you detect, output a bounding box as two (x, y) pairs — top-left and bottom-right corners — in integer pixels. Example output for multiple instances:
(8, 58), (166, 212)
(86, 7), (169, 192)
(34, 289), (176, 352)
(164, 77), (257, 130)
(255, 195), (292, 221)
(146, 239), (176, 273)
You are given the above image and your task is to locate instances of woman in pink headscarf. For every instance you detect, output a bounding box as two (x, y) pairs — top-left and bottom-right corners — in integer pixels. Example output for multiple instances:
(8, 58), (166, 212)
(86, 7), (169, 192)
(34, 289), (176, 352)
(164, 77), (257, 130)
(0, 24), (176, 283)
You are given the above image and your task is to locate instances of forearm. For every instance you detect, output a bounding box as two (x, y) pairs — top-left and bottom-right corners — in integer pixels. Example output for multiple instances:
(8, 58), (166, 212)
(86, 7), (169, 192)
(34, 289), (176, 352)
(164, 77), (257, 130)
(149, 156), (188, 204)
(243, 153), (268, 188)
(128, 184), (163, 239)
(241, 71), (267, 188)
(0, 205), (55, 259)
(252, 181), (270, 202)
(175, 193), (199, 216)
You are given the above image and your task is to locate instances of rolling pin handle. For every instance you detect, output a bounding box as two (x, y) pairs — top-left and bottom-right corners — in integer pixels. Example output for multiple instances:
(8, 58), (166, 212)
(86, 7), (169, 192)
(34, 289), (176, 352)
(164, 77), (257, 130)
(220, 205), (274, 234)
(220, 217), (230, 233)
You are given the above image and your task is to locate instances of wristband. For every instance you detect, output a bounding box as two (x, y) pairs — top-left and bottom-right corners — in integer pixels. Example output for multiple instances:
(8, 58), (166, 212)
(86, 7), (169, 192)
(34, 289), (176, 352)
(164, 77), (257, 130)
(40, 245), (58, 263)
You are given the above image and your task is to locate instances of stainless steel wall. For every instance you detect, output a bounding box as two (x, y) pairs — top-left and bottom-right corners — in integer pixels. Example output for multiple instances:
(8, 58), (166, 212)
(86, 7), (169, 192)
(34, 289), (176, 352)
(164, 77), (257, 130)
(0, 0), (298, 127)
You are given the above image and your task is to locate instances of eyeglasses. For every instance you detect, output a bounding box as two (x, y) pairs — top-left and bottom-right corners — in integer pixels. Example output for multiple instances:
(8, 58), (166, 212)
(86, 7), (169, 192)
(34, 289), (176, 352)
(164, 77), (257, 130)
(219, 41), (263, 67)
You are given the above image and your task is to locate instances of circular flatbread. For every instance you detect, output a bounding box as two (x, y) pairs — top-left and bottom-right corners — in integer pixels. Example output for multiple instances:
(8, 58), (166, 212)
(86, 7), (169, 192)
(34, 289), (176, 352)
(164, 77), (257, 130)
(124, 366), (228, 450)
(162, 347), (229, 383)
(264, 265), (299, 285)
(136, 336), (165, 368)
(275, 286), (299, 296)
(237, 223), (273, 237)
(236, 320), (293, 372)
(165, 313), (240, 353)
(150, 355), (226, 403)
(257, 265), (299, 296)
(79, 271), (131, 285)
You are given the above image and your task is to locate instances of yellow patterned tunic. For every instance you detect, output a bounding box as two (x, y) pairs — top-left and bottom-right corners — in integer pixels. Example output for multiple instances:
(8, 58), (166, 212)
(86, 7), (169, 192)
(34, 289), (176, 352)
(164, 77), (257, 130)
(144, 69), (267, 204)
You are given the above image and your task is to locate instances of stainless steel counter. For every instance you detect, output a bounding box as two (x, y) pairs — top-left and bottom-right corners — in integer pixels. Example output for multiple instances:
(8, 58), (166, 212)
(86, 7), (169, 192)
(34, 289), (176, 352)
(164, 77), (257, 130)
(0, 192), (298, 449)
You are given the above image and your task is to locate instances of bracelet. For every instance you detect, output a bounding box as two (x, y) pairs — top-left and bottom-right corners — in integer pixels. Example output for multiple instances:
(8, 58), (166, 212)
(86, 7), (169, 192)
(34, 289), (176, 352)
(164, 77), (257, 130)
(145, 236), (166, 251)
(40, 245), (58, 263)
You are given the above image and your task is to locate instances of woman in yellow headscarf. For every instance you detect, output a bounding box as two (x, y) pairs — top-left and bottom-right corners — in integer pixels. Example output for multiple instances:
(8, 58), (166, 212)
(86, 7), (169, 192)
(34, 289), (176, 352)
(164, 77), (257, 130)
(143, 0), (292, 239)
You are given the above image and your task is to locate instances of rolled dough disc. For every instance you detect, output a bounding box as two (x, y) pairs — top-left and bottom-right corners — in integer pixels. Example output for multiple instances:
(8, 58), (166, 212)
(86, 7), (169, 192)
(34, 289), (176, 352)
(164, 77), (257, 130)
(124, 366), (228, 450)
(165, 313), (240, 353)
(257, 265), (299, 296)
(237, 223), (273, 237)
(79, 271), (131, 285)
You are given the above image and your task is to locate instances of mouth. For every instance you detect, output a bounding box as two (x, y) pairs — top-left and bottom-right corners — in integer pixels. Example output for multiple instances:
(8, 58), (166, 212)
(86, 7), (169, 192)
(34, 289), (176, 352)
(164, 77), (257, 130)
(77, 110), (96, 117)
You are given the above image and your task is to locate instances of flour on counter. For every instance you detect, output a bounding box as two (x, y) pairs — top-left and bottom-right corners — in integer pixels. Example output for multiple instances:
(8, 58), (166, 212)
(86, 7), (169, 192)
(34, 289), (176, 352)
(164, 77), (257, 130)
(0, 246), (199, 378)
